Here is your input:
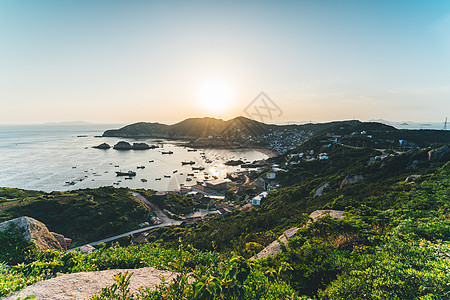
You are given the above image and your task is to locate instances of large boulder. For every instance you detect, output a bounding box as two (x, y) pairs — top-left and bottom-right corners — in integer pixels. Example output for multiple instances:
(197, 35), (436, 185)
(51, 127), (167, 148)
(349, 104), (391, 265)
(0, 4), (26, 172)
(93, 143), (111, 149)
(340, 175), (364, 188)
(132, 142), (150, 150)
(428, 146), (450, 161)
(0, 217), (63, 251)
(113, 141), (132, 150)
(51, 232), (68, 251)
(250, 227), (300, 260)
(309, 210), (345, 221)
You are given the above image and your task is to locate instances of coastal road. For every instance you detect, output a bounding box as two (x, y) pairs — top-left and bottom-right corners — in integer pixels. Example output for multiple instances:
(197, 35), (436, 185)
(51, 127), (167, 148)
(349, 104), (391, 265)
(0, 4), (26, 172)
(128, 191), (176, 224)
(68, 191), (182, 251)
(314, 182), (329, 196)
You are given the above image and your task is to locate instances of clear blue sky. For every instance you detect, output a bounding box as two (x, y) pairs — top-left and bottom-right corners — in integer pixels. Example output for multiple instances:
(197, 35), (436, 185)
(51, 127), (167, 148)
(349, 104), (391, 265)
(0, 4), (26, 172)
(1, 0), (449, 124)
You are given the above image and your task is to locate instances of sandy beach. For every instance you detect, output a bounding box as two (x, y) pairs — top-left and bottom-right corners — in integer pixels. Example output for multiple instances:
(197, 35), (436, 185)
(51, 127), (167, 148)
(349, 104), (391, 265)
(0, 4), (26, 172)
(250, 148), (277, 158)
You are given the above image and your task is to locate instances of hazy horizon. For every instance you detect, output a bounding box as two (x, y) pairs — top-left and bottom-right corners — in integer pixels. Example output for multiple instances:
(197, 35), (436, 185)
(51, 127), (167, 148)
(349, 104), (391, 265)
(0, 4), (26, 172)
(1, 1), (450, 125)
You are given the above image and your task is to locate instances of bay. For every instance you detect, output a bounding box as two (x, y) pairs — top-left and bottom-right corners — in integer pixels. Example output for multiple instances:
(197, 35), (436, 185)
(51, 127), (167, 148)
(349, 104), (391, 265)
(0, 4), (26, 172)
(0, 124), (267, 192)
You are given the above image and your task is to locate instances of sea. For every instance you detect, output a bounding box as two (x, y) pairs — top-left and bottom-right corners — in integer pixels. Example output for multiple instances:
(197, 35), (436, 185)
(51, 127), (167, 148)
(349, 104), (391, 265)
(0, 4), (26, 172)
(0, 124), (268, 193)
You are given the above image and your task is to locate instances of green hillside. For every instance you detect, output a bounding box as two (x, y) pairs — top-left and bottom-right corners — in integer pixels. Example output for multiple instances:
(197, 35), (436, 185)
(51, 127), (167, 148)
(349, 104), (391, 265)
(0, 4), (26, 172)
(1, 134), (450, 299)
(103, 117), (450, 150)
(0, 187), (150, 246)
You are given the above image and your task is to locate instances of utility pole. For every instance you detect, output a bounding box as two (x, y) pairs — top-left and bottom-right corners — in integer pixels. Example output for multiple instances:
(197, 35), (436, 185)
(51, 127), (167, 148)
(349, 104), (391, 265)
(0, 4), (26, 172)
(444, 117), (448, 131)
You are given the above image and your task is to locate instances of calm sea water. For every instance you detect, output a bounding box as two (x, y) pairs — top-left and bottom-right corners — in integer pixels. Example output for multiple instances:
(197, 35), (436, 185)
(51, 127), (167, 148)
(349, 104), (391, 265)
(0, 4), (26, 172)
(0, 124), (267, 192)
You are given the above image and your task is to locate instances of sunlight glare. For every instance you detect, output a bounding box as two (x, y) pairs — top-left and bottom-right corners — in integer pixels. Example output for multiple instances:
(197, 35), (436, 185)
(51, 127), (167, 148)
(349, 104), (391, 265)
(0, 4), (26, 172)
(197, 80), (234, 114)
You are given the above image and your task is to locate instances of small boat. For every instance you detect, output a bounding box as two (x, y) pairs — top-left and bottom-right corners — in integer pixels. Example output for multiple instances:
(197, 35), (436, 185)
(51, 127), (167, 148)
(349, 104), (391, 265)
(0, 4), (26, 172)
(72, 166), (76, 169)
(125, 177), (133, 180)
(205, 160), (212, 164)
(186, 178), (192, 181)
(115, 165), (119, 167)
(187, 173), (194, 176)
(173, 170), (178, 173)
(164, 175), (171, 178)
(149, 160), (154, 163)
(137, 166), (145, 169)
(192, 166), (205, 171)
(155, 178), (161, 180)
(116, 171), (137, 176)
(182, 161), (195, 165)
(179, 173), (183, 175)
(162, 151), (173, 155)
(141, 179), (148, 182)
(187, 149), (197, 152)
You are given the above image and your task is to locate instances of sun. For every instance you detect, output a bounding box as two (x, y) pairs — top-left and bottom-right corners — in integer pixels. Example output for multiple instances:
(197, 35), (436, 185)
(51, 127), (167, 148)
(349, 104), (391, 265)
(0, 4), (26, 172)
(197, 80), (234, 114)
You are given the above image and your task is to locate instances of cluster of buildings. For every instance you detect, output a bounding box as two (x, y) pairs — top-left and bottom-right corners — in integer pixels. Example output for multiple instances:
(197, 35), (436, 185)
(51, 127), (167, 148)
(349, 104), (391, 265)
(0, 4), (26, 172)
(245, 128), (312, 154)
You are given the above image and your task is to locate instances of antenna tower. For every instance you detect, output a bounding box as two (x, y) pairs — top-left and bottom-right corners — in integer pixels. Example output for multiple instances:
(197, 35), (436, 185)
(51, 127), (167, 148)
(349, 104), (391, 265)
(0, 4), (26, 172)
(444, 117), (448, 131)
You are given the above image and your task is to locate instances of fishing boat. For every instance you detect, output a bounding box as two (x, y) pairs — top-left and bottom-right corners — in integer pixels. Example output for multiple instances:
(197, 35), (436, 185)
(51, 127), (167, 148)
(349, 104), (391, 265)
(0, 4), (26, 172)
(164, 175), (171, 178)
(161, 151), (173, 155)
(155, 178), (161, 180)
(181, 161), (195, 165)
(192, 166), (205, 171)
(141, 179), (148, 182)
(115, 171), (136, 176)
(137, 166), (145, 169)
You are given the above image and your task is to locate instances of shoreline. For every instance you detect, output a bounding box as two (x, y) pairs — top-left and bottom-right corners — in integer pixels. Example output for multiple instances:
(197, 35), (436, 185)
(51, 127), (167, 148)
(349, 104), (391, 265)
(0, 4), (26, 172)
(250, 147), (277, 158)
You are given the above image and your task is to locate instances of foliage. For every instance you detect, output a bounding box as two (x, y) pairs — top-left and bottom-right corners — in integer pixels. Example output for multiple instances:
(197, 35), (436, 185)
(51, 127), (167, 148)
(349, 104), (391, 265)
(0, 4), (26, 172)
(0, 225), (38, 265)
(91, 256), (300, 300)
(0, 187), (150, 246)
(137, 189), (204, 216)
(2, 142), (450, 299)
(318, 236), (450, 299)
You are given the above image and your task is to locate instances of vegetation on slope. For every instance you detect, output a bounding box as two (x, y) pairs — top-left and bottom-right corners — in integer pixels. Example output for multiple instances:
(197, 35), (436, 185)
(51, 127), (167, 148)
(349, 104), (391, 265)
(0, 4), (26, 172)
(1, 139), (450, 299)
(0, 187), (150, 246)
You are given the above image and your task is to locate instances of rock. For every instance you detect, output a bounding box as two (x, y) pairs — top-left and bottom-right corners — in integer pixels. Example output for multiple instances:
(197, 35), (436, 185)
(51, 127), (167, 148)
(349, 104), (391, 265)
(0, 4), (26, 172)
(340, 175), (364, 188)
(428, 146), (450, 161)
(309, 210), (345, 221)
(132, 142), (150, 150)
(113, 141), (132, 150)
(224, 160), (244, 166)
(51, 232), (68, 251)
(405, 174), (421, 183)
(250, 227), (300, 260)
(93, 143), (111, 149)
(0, 217), (63, 251)
(3, 267), (179, 300)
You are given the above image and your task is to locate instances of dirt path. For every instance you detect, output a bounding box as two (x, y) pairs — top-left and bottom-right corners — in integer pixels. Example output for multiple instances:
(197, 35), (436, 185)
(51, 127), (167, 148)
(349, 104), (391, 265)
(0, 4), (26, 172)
(4, 267), (178, 300)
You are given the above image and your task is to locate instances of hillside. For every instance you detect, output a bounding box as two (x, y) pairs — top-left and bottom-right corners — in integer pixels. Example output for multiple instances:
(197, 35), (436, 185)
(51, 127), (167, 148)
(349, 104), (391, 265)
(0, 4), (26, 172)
(0, 187), (150, 246)
(103, 117), (450, 150)
(1, 133), (450, 299)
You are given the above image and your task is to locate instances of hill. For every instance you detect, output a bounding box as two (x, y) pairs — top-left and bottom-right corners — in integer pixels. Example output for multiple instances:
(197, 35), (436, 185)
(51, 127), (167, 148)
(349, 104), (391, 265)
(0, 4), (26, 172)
(102, 117), (450, 150)
(2, 127), (450, 299)
(0, 187), (150, 247)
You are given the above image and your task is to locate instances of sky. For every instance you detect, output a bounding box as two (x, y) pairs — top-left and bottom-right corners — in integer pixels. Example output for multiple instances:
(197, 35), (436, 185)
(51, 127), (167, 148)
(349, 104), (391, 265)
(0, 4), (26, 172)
(1, 0), (450, 125)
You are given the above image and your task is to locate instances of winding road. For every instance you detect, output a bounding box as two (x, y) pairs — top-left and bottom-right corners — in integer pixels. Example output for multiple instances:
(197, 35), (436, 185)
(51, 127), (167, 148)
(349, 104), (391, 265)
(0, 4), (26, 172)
(68, 191), (182, 251)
